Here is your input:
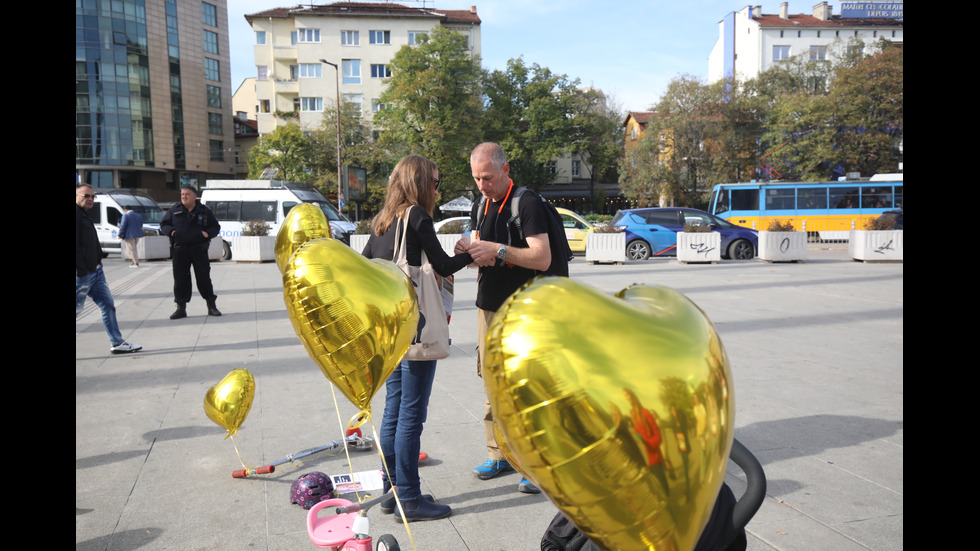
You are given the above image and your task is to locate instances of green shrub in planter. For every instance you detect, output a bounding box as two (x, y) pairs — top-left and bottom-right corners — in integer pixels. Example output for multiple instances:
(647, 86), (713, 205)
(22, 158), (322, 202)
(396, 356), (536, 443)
(243, 219), (271, 236)
(683, 221), (712, 233)
(355, 219), (373, 235)
(437, 220), (468, 234)
(767, 219), (795, 232)
(591, 223), (622, 233)
(865, 216), (897, 231)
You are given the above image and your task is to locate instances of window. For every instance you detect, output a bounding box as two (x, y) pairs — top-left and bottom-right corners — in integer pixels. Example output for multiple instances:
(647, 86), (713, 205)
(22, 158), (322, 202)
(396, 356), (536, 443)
(255, 31), (266, 45)
(344, 93), (363, 111)
(300, 97), (323, 111)
(290, 31), (297, 45)
(202, 2), (216, 27)
(342, 59), (361, 84)
(408, 31), (427, 45)
(545, 162), (556, 174)
(209, 139), (223, 161)
(369, 30), (390, 44)
(798, 188), (827, 209)
(861, 187), (892, 208)
(372, 99), (385, 112)
(259, 99), (270, 113)
(242, 201), (277, 222)
(300, 63), (322, 78)
(205, 58), (220, 81)
(830, 187), (859, 209)
(204, 30), (219, 54)
(290, 65), (299, 80)
(298, 28), (320, 43)
(765, 188), (795, 210)
(571, 161), (581, 177)
(809, 45), (827, 61)
(208, 112), (222, 135)
(256, 65), (268, 80)
(370, 64), (390, 78)
(630, 126), (638, 140)
(772, 45), (790, 61)
(206, 85), (221, 108)
(341, 30), (359, 46)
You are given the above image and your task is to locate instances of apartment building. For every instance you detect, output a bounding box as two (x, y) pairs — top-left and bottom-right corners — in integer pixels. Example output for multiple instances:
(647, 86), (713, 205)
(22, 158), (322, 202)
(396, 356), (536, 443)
(708, 2), (903, 83)
(245, 2), (481, 135)
(76, 0), (235, 198)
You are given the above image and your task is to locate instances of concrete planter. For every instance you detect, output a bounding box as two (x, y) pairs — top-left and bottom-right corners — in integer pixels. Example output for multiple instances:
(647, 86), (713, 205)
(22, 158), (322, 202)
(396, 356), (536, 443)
(348, 234), (370, 254)
(208, 238), (224, 261)
(586, 232), (626, 264)
(849, 230), (903, 262)
(122, 236), (171, 261)
(231, 236), (276, 262)
(438, 234), (464, 257)
(758, 231), (808, 263)
(677, 232), (721, 263)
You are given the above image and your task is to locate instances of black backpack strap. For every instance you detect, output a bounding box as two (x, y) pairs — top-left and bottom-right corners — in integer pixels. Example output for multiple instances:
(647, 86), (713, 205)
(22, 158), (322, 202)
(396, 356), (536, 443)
(506, 187), (530, 244)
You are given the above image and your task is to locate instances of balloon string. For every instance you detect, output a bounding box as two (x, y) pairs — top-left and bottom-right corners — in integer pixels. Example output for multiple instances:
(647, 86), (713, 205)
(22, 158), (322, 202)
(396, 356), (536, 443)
(230, 434), (248, 471)
(327, 383), (362, 500)
(372, 422), (418, 551)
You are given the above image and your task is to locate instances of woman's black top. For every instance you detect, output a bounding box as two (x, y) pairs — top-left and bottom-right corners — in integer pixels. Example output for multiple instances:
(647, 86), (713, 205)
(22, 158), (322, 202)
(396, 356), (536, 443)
(362, 206), (473, 277)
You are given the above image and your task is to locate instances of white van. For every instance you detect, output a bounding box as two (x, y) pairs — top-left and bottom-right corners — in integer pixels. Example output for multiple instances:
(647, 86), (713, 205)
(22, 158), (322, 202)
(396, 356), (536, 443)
(89, 190), (165, 257)
(202, 180), (355, 260)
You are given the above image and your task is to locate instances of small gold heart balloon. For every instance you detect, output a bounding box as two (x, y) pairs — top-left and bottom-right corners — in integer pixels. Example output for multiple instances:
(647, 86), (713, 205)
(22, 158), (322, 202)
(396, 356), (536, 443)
(204, 369), (255, 439)
(275, 203), (331, 273)
(485, 277), (734, 551)
(283, 238), (418, 413)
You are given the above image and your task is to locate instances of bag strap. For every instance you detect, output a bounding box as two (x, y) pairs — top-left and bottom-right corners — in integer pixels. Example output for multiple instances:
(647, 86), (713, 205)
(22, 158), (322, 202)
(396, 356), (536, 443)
(392, 205), (429, 266)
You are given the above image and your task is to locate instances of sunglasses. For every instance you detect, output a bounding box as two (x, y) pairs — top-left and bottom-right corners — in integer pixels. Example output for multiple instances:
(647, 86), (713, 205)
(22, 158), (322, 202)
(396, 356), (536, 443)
(433, 177), (441, 190)
(78, 193), (96, 199)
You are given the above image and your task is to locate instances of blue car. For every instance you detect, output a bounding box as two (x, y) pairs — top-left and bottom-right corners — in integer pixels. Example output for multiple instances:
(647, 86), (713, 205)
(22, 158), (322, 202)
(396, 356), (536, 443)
(611, 207), (759, 260)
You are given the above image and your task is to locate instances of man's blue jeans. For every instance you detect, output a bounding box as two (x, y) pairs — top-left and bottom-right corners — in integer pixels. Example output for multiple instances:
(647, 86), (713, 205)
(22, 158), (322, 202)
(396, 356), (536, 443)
(76, 266), (124, 346)
(379, 360), (437, 501)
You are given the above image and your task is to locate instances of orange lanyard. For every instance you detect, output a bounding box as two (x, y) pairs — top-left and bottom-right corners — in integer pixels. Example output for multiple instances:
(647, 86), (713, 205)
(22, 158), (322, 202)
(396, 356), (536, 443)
(483, 180), (514, 217)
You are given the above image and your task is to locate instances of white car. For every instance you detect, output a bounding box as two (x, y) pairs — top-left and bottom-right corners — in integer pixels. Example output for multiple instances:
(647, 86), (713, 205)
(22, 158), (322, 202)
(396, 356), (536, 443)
(433, 216), (472, 233)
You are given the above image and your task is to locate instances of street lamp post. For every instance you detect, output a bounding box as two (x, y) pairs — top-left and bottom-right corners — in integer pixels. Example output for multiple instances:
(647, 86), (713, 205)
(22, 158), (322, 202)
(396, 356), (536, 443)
(320, 59), (343, 211)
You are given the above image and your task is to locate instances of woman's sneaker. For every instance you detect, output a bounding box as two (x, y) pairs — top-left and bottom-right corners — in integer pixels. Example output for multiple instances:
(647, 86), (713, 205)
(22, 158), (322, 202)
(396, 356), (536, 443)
(473, 459), (512, 480)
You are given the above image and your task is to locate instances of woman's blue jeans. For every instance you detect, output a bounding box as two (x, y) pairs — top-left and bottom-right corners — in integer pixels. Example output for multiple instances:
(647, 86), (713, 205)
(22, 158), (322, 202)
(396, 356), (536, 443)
(379, 359), (437, 501)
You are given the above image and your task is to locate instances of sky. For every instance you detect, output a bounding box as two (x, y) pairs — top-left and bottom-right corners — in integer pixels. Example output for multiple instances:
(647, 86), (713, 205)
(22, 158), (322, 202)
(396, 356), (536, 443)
(226, 1), (771, 112)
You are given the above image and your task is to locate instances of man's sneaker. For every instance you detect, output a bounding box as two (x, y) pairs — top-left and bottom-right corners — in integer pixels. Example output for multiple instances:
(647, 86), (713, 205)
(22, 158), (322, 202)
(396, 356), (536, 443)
(473, 459), (512, 480)
(110, 342), (142, 354)
(518, 477), (541, 494)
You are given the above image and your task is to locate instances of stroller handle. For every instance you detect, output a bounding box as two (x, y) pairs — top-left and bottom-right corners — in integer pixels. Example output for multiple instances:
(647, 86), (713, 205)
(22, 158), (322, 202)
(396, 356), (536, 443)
(728, 437), (767, 538)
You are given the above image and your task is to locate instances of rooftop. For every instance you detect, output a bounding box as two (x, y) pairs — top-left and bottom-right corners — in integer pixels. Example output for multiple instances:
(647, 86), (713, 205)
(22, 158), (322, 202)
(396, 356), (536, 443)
(245, 2), (480, 24)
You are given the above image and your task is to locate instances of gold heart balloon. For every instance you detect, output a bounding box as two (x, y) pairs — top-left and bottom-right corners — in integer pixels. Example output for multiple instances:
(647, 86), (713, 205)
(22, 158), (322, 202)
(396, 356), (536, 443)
(204, 369), (255, 439)
(275, 203), (331, 273)
(485, 277), (734, 551)
(283, 238), (418, 414)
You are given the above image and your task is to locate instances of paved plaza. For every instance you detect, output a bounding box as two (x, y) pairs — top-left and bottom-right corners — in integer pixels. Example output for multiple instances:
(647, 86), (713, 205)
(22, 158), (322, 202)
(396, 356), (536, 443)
(76, 247), (903, 550)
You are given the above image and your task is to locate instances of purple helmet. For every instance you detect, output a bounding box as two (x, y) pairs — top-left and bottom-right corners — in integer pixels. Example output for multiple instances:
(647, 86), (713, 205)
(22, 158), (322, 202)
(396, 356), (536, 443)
(290, 472), (334, 510)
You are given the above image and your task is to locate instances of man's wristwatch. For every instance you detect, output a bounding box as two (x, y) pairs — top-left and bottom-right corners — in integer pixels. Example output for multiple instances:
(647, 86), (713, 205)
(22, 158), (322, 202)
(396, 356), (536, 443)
(497, 244), (508, 260)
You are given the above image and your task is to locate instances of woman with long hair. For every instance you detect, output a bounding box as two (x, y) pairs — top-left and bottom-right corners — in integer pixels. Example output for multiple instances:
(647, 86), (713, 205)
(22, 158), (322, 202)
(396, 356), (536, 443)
(362, 155), (472, 522)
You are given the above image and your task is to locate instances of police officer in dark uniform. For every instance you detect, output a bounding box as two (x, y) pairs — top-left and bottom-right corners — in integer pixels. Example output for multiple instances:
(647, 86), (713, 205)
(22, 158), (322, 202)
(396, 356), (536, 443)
(160, 184), (222, 319)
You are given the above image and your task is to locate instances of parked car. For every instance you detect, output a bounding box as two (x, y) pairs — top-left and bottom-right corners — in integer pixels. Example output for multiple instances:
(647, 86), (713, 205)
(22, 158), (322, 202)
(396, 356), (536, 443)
(876, 209), (903, 230)
(556, 208), (594, 253)
(611, 207), (759, 260)
(433, 216), (472, 233)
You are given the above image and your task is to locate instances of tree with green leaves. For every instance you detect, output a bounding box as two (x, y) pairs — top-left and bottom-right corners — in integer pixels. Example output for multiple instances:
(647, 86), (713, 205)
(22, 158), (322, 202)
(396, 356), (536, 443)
(374, 26), (483, 199)
(483, 57), (584, 191)
(246, 123), (314, 181)
(620, 75), (758, 209)
(753, 40), (902, 180)
(308, 101), (390, 215)
(568, 87), (624, 210)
